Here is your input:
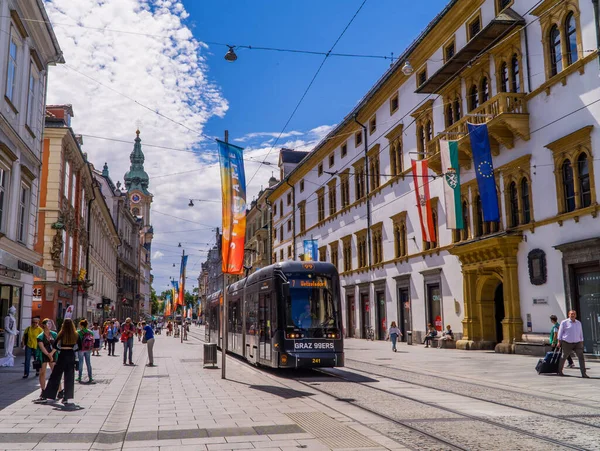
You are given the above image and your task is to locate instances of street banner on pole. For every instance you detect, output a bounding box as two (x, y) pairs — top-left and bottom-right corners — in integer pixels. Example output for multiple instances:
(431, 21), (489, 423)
(468, 123), (500, 222)
(217, 140), (247, 274)
(178, 254), (188, 305)
(303, 239), (318, 261)
(411, 159), (436, 242)
(171, 281), (179, 308)
(440, 140), (464, 229)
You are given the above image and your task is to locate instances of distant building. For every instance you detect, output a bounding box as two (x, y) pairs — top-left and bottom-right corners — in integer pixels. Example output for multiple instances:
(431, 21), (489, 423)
(198, 228), (222, 318)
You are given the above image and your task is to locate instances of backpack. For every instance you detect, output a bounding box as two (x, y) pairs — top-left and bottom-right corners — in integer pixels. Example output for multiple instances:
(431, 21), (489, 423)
(81, 330), (94, 352)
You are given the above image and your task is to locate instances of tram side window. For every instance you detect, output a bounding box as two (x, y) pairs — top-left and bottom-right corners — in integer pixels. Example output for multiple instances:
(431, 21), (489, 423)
(230, 297), (242, 333)
(246, 292), (257, 335)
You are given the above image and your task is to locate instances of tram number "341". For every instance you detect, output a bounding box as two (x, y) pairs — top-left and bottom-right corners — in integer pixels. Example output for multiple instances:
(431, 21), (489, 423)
(294, 342), (335, 350)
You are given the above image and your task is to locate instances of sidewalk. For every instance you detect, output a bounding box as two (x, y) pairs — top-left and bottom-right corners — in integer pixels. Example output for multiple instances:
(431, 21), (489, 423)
(0, 329), (402, 451)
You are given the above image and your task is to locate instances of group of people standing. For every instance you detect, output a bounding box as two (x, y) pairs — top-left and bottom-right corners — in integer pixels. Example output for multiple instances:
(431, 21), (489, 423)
(19, 315), (157, 409)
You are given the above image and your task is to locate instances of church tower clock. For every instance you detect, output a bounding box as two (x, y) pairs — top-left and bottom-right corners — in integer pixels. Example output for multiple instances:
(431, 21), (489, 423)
(124, 130), (153, 226)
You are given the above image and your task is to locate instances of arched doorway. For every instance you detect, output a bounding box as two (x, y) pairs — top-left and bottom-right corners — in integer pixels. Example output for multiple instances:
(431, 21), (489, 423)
(477, 275), (503, 347)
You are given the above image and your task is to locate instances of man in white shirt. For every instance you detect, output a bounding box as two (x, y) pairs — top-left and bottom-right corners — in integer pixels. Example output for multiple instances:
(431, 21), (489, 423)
(557, 310), (588, 378)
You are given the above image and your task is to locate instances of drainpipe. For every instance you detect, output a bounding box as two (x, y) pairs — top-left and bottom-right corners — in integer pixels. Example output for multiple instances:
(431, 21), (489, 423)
(593, 0), (600, 68)
(353, 115), (372, 268)
(522, 25), (532, 93)
(265, 200), (273, 265)
(284, 180), (296, 260)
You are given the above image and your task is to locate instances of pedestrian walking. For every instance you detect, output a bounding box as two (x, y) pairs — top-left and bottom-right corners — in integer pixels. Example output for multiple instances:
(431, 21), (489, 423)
(92, 323), (101, 356)
(106, 320), (118, 356)
(550, 315), (574, 368)
(386, 322), (402, 352)
(77, 320), (94, 383)
(121, 317), (135, 365)
(136, 322), (143, 342)
(423, 323), (437, 348)
(557, 310), (589, 378)
(21, 317), (43, 378)
(102, 321), (109, 350)
(142, 321), (155, 367)
(34, 319), (61, 400)
(34, 318), (78, 408)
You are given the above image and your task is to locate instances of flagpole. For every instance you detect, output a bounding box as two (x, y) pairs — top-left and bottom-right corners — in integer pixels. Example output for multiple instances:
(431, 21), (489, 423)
(181, 248), (185, 344)
(222, 130), (229, 380)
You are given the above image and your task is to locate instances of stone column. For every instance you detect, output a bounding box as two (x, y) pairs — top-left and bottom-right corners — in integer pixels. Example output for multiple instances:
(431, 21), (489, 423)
(457, 270), (480, 350)
(496, 258), (523, 353)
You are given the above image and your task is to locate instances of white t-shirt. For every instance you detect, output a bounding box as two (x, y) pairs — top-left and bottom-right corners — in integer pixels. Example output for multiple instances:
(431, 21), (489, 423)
(92, 328), (101, 339)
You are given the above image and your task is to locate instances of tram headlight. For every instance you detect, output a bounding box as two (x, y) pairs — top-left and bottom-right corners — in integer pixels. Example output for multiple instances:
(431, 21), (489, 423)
(280, 354), (288, 365)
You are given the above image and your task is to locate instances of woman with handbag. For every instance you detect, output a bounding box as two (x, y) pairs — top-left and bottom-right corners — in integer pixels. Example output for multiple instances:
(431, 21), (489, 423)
(34, 319), (61, 400)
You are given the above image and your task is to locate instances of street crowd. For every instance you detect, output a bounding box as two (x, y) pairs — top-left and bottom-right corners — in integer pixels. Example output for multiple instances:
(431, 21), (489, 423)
(20, 316), (158, 410)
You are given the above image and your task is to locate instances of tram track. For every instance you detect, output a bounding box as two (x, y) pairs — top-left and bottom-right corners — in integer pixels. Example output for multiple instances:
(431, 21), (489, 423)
(344, 358), (600, 429)
(298, 367), (592, 450)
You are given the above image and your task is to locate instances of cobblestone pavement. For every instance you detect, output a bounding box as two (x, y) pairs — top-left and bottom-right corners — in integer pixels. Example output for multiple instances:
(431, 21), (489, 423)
(0, 329), (401, 451)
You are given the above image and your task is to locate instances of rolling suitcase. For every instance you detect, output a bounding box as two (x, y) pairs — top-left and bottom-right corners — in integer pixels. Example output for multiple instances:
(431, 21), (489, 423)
(536, 347), (561, 374)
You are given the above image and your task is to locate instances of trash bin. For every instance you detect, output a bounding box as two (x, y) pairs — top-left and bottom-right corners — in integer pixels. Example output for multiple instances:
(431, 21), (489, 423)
(406, 331), (412, 345)
(203, 343), (217, 367)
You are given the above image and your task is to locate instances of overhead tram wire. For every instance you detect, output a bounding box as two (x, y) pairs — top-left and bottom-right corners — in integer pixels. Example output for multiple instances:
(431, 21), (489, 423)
(273, 0), (559, 209)
(247, 0), (369, 186)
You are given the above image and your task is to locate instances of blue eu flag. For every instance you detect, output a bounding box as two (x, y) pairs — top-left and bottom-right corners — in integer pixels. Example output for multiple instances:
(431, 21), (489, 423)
(468, 123), (499, 222)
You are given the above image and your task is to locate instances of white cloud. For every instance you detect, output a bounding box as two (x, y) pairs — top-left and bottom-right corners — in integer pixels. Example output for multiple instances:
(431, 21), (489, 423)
(44, 0), (333, 294)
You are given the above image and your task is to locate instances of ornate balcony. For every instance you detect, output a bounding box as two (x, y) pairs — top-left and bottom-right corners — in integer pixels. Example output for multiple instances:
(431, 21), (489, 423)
(427, 92), (530, 174)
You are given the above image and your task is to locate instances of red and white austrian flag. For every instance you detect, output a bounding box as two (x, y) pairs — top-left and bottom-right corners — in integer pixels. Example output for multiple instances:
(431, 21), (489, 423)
(411, 159), (436, 242)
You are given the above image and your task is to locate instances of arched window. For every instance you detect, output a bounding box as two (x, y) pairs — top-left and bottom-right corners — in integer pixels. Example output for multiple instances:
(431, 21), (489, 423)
(550, 25), (562, 76)
(453, 99), (461, 122)
(469, 85), (479, 112)
(431, 211), (438, 248)
(425, 121), (432, 143)
(401, 223), (407, 256)
(480, 77), (489, 103)
(578, 153), (591, 207)
(394, 225), (400, 257)
(461, 200), (469, 241)
(511, 55), (520, 92)
(562, 159), (576, 212)
(500, 62), (509, 92)
(509, 182), (519, 227)
(565, 13), (578, 65)
(475, 196), (484, 237)
(521, 178), (531, 224)
(417, 125), (425, 159)
(445, 103), (454, 128)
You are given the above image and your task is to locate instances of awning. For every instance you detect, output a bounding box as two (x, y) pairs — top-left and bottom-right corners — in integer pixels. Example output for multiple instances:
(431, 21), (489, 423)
(416, 8), (525, 94)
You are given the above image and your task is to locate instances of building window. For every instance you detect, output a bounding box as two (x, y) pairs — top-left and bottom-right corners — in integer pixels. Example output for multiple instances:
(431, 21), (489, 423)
(300, 179), (304, 192)
(299, 201), (306, 232)
(17, 184), (28, 243)
(369, 115), (376, 135)
(371, 224), (383, 265)
(0, 167), (7, 233)
(453, 99), (461, 123)
(460, 200), (470, 241)
(273, 203), (277, 216)
(444, 39), (455, 62)
(356, 232), (367, 268)
(498, 0), (512, 12)
(287, 220), (291, 232)
(64, 161), (70, 200)
(390, 92), (399, 114)
(578, 153), (591, 208)
(424, 201), (439, 250)
(550, 25), (562, 77)
(511, 55), (520, 92)
(468, 13), (481, 41)
(392, 213), (407, 258)
(328, 181), (337, 216)
(318, 163), (323, 176)
(355, 131), (362, 147)
(468, 85), (479, 112)
(330, 242), (339, 270)
(340, 171), (350, 208)
(369, 152), (380, 189)
(6, 30), (18, 104)
(521, 178), (531, 224)
(279, 225), (283, 242)
(417, 67), (427, 87)
(318, 247), (326, 262)
(317, 189), (325, 222)
(565, 13), (578, 66)
(280, 249), (284, 260)
(287, 246), (292, 259)
(26, 63), (36, 128)
(390, 136), (402, 176)
(341, 143), (347, 158)
(480, 77), (490, 104)
(509, 181), (519, 227)
(342, 237), (352, 272)
(286, 192), (291, 205)
(329, 153), (335, 168)
(500, 62), (509, 92)
(280, 200), (283, 214)
(562, 160), (576, 213)
(354, 161), (365, 200)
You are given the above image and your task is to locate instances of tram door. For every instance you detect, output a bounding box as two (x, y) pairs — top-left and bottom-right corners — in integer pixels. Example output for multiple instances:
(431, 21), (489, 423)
(258, 293), (272, 363)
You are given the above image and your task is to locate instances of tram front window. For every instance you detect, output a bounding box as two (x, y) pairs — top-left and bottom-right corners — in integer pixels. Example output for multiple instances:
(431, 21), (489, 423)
(286, 275), (339, 334)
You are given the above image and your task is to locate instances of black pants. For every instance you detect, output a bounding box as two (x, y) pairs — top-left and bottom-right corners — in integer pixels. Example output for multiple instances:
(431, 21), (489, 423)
(423, 336), (435, 346)
(42, 349), (75, 400)
(108, 338), (116, 355)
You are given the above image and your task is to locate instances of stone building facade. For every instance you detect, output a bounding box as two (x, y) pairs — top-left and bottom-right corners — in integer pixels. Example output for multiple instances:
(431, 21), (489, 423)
(269, 0), (600, 355)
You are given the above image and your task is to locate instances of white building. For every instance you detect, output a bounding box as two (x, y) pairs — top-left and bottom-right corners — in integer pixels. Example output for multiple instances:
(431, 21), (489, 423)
(0, 0), (62, 352)
(269, 0), (600, 355)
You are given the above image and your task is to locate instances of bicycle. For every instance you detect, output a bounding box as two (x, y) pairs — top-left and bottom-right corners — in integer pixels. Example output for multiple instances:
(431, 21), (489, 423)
(366, 327), (375, 341)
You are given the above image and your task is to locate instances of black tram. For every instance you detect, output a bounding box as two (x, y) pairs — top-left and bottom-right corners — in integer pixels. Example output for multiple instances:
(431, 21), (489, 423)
(205, 261), (344, 368)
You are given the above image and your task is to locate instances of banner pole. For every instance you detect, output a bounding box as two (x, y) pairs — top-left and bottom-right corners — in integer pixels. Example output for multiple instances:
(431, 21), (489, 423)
(222, 130), (229, 380)
(181, 248), (185, 344)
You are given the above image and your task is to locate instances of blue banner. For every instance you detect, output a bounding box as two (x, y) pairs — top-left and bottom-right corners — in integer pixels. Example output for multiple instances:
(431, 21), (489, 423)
(303, 239), (318, 261)
(468, 123), (499, 222)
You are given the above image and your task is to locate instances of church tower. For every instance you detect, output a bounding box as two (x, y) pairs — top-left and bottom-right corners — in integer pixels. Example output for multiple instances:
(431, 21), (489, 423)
(124, 129), (153, 226)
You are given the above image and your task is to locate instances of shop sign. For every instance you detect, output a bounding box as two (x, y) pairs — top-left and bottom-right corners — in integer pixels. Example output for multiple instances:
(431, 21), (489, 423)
(33, 287), (42, 302)
(57, 289), (72, 300)
(533, 297), (548, 305)
(434, 315), (443, 331)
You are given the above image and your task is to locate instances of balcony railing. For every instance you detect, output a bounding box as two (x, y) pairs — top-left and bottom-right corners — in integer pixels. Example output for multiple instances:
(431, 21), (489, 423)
(427, 92), (529, 172)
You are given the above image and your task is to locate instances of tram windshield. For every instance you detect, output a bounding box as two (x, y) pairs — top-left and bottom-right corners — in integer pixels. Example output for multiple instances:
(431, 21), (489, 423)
(285, 274), (339, 331)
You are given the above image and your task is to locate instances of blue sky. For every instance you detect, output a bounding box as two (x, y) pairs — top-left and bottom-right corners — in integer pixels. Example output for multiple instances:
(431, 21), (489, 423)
(184, 0), (449, 144)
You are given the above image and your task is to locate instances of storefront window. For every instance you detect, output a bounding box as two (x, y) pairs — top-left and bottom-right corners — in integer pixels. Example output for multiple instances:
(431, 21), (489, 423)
(0, 284), (22, 350)
(427, 284), (442, 332)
